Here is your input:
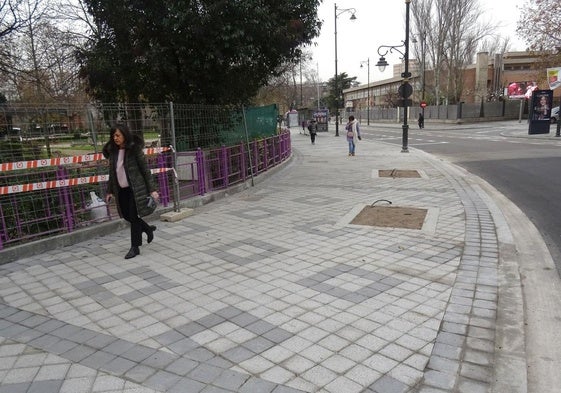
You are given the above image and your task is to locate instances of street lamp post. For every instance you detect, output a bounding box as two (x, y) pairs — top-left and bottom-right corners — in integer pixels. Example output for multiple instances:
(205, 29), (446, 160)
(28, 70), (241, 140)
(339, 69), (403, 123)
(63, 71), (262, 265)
(375, 0), (411, 153)
(420, 30), (426, 116)
(334, 3), (356, 137)
(360, 58), (370, 125)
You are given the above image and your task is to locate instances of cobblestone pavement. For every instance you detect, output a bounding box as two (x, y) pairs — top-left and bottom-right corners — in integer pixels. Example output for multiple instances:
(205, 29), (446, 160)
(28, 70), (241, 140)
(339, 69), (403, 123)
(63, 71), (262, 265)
(0, 127), (525, 392)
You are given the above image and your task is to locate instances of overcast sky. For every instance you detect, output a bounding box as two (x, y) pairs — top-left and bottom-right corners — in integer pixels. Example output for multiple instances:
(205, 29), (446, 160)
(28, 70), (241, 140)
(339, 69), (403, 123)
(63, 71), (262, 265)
(309, 0), (527, 84)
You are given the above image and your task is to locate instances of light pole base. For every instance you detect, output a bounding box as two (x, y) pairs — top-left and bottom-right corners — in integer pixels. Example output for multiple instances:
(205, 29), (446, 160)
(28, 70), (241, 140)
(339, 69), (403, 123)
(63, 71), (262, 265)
(401, 124), (409, 153)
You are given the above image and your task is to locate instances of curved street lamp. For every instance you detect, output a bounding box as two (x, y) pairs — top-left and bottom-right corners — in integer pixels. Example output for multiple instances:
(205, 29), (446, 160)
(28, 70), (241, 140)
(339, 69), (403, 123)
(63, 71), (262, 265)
(334, 3), (357, 136)
(360, 58), (370, 125)
(376, 0), (411, 152)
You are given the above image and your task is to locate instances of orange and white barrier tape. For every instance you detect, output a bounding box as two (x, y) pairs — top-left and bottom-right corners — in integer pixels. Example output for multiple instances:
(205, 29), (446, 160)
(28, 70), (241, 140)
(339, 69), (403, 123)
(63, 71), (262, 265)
(0, 146), (171, 173)
(0, 167), (173, 195)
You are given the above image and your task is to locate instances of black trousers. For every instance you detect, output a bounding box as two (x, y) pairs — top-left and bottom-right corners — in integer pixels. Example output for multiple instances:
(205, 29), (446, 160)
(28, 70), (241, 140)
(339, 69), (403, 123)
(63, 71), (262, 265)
(118, 187), (151, 247)
(310, 132), (316, 143)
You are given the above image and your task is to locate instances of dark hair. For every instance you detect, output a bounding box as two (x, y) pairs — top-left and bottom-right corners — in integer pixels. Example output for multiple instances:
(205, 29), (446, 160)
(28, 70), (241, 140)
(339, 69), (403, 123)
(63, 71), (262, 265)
(109, 123), (133, 143)
(102, 123), (140, 158)
(348, 115), (355, 121)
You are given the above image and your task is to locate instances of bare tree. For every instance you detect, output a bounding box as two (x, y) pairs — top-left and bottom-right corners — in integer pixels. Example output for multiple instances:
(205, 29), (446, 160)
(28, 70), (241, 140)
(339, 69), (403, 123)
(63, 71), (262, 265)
(0, 0), (26, 39)
(518, 0), (561, 52)
(517, 0), (561, 76)
(412, 0), (496, 105)
(0, 0), (27, 82)
(3, 0), (87, 102)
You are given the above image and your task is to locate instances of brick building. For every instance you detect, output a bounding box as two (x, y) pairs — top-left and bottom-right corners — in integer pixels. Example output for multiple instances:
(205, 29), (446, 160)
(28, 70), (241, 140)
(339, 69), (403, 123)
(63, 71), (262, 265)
(344, 51), (560, 113)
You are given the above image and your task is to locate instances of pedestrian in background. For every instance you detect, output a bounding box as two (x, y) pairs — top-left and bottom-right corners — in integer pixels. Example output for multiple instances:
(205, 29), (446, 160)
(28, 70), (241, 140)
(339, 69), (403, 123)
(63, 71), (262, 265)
(345, 115), (361, 156)
(308, 119), (318, 144)
(418, 112), (424, 129)
(103, 124), (159, 259)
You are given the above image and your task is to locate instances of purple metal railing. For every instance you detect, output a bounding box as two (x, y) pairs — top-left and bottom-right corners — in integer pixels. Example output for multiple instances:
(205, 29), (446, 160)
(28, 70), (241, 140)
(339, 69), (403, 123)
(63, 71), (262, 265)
(0, 131), (291, 250)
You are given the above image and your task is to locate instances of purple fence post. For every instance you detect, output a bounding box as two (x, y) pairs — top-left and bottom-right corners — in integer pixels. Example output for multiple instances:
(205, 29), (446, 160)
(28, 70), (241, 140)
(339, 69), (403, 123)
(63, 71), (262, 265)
(156, 153), (170, 207)
(272, 136), (277, 164)
(240, 142), (246, 182)
(196, 148), (206, 195)
(263, 139), (269, 171)
(253, 140), (259, 175)
(0, 204), (5, 250)
(221, 145), (229, 189)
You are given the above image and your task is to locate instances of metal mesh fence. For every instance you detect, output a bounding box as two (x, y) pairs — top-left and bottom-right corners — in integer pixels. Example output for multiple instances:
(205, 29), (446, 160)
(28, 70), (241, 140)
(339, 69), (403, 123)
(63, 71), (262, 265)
(0, 102), (286, 250)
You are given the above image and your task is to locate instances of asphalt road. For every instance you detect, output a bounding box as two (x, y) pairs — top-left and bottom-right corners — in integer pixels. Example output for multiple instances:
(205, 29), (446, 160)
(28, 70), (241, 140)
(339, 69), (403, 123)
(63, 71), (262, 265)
(362, 120), (561, 274)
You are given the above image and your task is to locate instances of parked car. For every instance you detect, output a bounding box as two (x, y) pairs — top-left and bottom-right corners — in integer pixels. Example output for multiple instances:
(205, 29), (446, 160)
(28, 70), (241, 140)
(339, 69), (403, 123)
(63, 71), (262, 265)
(551, 106), (559, 123)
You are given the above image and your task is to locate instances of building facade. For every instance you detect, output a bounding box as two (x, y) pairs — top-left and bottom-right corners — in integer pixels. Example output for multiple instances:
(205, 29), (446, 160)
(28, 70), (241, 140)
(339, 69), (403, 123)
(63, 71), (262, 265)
(344, 51), (560, 113)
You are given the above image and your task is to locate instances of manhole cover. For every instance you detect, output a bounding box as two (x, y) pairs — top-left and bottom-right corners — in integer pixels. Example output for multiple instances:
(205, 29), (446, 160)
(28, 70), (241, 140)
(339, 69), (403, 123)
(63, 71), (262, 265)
(379, 169), (421, 178)
(350, 206), (427, 229)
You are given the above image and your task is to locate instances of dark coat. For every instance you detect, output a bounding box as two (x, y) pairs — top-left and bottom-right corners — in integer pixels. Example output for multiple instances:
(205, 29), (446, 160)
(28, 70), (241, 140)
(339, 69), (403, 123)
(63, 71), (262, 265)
(103, 135), (157, 218)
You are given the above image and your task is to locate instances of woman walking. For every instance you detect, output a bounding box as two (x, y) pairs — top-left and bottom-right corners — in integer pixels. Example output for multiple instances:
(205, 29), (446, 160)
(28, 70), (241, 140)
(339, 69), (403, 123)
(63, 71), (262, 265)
(103, 124), (159, 259)
(345, 115), (361, 156)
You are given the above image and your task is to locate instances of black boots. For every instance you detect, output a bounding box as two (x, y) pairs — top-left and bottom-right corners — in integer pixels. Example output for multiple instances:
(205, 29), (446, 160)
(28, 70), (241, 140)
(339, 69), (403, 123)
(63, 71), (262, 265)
(125, 225), (155, 259)
(125, 246), (140, 259)
(147, 225), (157, 244)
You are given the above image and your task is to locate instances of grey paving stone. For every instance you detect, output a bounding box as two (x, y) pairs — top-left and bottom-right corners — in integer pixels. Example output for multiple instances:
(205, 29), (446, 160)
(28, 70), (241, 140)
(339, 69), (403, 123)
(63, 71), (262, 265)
(81, 350), (117, 370)
(246, 320), (275, 335)
(262, 328), (292, 344)
(7, 310), (33, 323)
(200, 386), (234, 393)
(177, 322), (207, 337)
(104, 355), (136, 375)
(369, 375), (409, 393)
(165, 357), (199, 376)
(125, 364), (158, 384)
(156, 329), (186, 346)
(272, 386), (307, 393)
(12, 327), (44, 343)
(238, 377), (277, 393)
(144, 369), (183, 391)
(215, 306), (244, 319)
(142, 350), (178, 369)
(27, 380), (63, 393)
(28, 333), (60, 349)
(242, 336), (275, 353)
(20, 315), (50, 328)
(229, 312), (259, 328)
(0, 305), (19, 319)
(85, 333), (118, 350)
(423, 369), (458, 390)
(188, 363), (224, 384)
(0, 382), (30, 393)
(167, 377), (206, 393)
(66, 328), (99, 343)
(121, 345), (158, 362)
(103, 339), (136, 356)
(185, 347), (216, 362)
(51, 324), (83, 339)
(213, 369), (250, 390)
(48, 339), (79, 355)
(0, 319), (14, 330)
(221, 346), (255, 363)
(168, 337), (200, 355)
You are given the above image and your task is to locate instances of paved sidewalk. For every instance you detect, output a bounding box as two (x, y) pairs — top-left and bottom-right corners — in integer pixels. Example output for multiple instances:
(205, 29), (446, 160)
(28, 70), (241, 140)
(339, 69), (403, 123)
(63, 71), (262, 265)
(0, 128), (528, 393)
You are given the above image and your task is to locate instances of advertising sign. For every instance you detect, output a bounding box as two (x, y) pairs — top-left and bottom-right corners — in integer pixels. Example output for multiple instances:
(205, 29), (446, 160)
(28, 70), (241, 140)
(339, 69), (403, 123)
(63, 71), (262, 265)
(313, 109), (329, 132)
(528, 89), (553, 134)
(507, 81), (538, 99)
(547, 67), (561, 90)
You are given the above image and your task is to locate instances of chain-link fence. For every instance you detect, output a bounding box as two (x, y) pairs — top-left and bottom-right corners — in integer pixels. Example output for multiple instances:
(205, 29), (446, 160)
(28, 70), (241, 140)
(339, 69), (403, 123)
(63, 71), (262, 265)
(0, 102), (288, 250)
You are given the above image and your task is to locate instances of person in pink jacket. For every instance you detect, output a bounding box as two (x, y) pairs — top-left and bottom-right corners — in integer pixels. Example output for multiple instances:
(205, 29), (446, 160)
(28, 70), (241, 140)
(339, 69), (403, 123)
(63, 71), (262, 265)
(345, 115), (361, 156)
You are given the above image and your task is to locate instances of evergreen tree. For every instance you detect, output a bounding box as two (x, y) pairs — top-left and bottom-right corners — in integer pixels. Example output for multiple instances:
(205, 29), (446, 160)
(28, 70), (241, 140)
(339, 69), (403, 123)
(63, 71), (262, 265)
(78, 0), (322, 104)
